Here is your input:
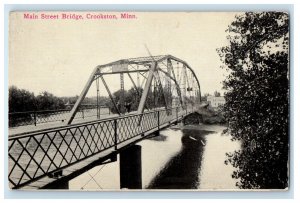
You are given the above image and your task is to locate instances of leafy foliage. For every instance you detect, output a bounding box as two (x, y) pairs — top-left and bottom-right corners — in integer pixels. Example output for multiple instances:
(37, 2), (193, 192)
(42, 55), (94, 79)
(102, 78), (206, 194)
(218, 12), (289, 189)
(107, 87), (143, 114)
(9, 86), (36, 112)
(214, 91), (221, 97)
(35, 91), (65, 110)
(9, 86), (66, 112)
(108, 85), (173, 114)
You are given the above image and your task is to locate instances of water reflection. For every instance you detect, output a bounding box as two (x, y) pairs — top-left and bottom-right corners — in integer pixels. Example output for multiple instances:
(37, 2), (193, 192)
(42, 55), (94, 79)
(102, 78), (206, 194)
(197, 125), (240, 189)
(147, 128), (214, 189)
(69, 124), (240, 190)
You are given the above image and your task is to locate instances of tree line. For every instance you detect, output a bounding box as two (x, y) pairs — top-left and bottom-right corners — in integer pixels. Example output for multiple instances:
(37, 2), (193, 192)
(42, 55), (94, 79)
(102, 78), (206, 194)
(9, 86), (66, 113)
(9, 86), (110, 113)
(9, 85), (173, 114)
(107, 86), (174, 114)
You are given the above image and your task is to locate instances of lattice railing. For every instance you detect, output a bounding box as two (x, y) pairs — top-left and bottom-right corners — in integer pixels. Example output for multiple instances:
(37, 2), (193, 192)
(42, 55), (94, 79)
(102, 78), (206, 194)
(35, 110), (70, 124)
(8, 106), (192, 189)
(9, 109), (72, 127)
(9, 107), (111, 127)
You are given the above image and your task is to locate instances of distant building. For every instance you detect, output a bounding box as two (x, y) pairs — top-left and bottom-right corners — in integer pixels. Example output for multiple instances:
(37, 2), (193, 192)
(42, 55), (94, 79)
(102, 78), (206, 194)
(207, 96), (225, 108)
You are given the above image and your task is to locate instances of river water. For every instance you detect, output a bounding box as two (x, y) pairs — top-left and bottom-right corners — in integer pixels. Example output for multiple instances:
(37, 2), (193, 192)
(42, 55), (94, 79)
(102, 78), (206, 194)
(69, 124), (240, 190)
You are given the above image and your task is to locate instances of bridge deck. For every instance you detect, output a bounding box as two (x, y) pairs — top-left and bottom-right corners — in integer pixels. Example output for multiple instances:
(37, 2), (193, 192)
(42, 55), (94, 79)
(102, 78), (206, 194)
(8, 107), (193, 189)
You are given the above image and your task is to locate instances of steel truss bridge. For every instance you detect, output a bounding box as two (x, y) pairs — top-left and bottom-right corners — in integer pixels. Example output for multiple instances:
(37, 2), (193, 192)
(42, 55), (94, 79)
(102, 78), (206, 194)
(8, 55), (202, 189)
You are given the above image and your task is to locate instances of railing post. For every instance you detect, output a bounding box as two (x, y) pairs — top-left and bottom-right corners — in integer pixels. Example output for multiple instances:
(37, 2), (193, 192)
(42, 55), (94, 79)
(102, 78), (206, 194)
(157, 111), (160, 130)
(114, 119), (118, 150)
(34, 111), (37, 126)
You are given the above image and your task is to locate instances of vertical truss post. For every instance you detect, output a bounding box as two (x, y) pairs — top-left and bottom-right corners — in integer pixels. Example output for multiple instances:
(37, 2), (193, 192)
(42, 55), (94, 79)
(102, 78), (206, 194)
(176, 62), (179, 81)
(198, 86), (202, 103)
(166, 59), (172, 107)
(154, 78), (157, 109)
(182, 65), (187, 108)
(96, 77), (100, 119)
(185, 68), (190, 101)
(168, 59), (183, 107)
(120, 73), (125, 114)
(191, 76), (194, 102)
(153, 72), (168, 113)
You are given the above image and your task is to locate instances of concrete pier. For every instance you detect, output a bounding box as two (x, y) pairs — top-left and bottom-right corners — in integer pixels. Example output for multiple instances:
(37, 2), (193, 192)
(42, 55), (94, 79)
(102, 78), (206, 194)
(119, 145), (142, 189)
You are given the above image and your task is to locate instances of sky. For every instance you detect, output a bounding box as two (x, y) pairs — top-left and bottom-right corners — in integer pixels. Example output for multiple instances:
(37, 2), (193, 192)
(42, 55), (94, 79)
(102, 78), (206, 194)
(9, 12), (237, 97)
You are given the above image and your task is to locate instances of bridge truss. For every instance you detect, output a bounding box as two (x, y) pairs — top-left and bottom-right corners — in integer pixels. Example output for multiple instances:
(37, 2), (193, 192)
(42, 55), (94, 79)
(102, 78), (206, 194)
(67, 55), (202, 125)
(8, 55), (202, 189)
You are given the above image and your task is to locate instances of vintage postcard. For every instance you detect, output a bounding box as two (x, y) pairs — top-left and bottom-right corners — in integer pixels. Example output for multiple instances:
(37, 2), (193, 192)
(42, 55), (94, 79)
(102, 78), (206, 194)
(8, 11), (289, 191)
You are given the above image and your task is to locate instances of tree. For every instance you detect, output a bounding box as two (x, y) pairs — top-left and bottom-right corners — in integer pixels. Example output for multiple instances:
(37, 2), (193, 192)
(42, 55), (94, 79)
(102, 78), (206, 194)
(214, 91), (221, 97)
(107, 87), (143, 114)
(107, 84), (173, 114)
(35, 91), (65, 110)
(218, 12), (289, 189)
(9, 86), (36, 112)
(9, 86), (67, 126)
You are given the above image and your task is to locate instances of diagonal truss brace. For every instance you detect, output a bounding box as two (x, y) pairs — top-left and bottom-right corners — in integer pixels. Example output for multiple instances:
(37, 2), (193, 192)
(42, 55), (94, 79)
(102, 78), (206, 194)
(127, 73), (150, 111)
(100, 75), (121, 115)
(67, 67), (98, 125)
(66, 67), (122, 125)
(137, 62), (157, 114)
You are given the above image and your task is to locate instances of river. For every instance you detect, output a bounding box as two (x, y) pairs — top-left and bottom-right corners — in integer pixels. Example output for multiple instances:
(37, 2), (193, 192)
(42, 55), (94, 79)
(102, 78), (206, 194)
(69, 124), (240, 190)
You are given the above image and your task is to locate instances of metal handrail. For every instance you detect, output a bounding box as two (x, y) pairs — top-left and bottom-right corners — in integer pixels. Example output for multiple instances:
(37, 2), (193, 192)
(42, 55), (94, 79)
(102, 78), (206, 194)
(9, 106), (183, 138)
(8, 106), (192, 189)
(9, 109), (69, 115)
(8, 106), (111, 128)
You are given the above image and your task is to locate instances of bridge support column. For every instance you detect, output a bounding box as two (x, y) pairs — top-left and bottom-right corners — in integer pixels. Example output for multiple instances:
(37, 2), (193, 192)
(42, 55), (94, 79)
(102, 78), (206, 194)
(119, 145), (142, 189)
